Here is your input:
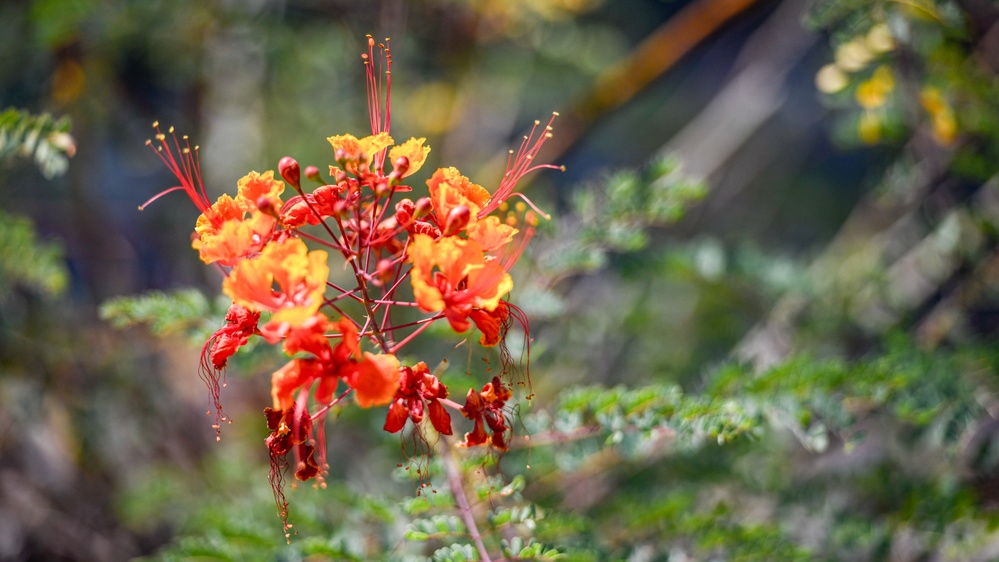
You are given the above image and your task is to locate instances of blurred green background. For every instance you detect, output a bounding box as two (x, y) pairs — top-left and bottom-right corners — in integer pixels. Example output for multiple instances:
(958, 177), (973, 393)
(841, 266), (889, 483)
(5, 0), (999, 560)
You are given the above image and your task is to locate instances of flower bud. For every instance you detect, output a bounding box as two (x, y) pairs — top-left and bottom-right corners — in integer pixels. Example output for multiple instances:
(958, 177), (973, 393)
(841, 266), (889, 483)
(414, 197), (432, 219)
(393, 156), (410, 176)
(256, 195), (279, 218)
(304, 165), (320, 182)
(443, 205), (471, 236)
(278, 156), (301, 190)
(377, 258), (394, 285)
(395, 198), (415, 224)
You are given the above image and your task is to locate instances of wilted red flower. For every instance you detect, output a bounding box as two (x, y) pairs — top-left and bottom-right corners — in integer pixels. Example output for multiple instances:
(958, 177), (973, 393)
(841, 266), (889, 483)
(459, 376), (513, 450)
(468, 300), (511, 347)
(203, 303), (260, 371)
(264, 405), (320, 536)
(199, 303), (260, 439)
(384, 361), (452, 435)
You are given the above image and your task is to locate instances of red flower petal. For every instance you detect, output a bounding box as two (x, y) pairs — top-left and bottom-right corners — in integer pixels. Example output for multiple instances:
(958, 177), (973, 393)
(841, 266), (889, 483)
(428, 399), (453, 435)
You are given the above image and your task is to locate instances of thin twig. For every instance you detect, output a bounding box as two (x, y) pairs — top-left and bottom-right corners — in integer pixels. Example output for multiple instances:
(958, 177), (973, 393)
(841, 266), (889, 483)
(439, 437), (492, 562)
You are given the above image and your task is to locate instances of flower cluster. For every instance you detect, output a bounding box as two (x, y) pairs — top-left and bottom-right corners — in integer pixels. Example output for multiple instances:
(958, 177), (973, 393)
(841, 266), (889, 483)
(144, 36), (559, 535)
(815, 20), (958, 146)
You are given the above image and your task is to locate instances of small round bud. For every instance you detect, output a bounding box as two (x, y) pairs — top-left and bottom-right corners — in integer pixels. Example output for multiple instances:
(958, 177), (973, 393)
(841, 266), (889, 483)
(393, 156), (410, 176)
(257, 195), (279, 217)
(395, 198), (415, 224)
(278, 156), (301, 189)
(376, 258), (394, 285)
(414, 197), (432, 218)
(444, 205), (471, 236)
(304, 165), (320, 182)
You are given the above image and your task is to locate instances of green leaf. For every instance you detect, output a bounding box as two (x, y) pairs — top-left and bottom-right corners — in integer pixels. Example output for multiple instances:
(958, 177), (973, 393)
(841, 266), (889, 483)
(0, 210), (67, 298)
(0, 107), (74, 178)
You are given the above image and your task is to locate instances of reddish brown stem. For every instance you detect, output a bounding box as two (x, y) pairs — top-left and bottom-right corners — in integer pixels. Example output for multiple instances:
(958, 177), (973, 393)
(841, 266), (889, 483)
(439, 437), (492, 562)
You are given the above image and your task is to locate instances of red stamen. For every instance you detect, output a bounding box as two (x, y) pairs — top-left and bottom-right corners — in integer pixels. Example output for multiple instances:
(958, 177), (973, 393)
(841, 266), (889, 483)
(479, 112), (562, 219)
(142, 123), (212, 213)
(363, 35), (392, 169)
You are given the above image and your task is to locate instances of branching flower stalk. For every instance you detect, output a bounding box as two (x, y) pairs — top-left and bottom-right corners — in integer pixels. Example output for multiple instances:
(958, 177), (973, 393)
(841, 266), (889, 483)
(142, 35), (560, 543)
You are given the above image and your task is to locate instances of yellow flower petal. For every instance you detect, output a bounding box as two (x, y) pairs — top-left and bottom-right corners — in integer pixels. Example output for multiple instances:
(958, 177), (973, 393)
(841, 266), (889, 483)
(388, 137), (431, 177)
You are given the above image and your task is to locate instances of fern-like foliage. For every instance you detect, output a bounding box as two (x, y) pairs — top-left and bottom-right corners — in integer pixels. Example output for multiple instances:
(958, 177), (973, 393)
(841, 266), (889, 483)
(538, 153), (707, 279)
(0, 107), (75, 179)
(539, 383), (764, 454)
(708, 337), (993, 453)
(99, 289), (222, 343)
(0, 209), (68, 298)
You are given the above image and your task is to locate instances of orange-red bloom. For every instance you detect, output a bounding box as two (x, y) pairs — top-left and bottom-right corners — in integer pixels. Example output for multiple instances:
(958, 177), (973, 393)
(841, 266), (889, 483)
(198, 303), (260, 437)
(190, 171), (285, 265)
(342, 352), (401, 408)
(223, 237), (329, 329)
(268, 314), (362, 411)
(236, 170), (285, 212)
(427, 167), (490, 231)
(408, 233), (513, 332)
(264, 404), (320, 535)
(268, 313), (399, 411)
(192, 194), (277, 266)
(468, 300), (510, 347)
(203, 303), (260, 370)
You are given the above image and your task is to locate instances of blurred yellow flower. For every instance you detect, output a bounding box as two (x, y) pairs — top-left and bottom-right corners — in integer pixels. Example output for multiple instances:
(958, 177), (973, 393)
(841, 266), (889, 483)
(866, 24), (895, 53)
(920, 88), (957, 145)
(816, 64), (849, 94)
(856, 66), (895, 109)
(858, 110), (882, 144)
(835, 40), (872, 72)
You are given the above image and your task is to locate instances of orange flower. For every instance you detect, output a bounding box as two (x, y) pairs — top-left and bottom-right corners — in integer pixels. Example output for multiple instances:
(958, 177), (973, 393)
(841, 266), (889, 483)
(269, 313), (395, 411)
(189, 170), (286, 265)
(223, 237), (329, 327)
(264, 405), (319, 485)
(192, 194), (277, 265)
(466, 215), (518, 253)
(408, 233), (513, 332)
(203, 303), (260, 370)
(468, 301), (510, 347)
(236, 170), (285, 213)
(199, 303), (260, 438)
(342, 352), (401, 407)
(427, 167), (490, 230)
(270, 357), (326, 411)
